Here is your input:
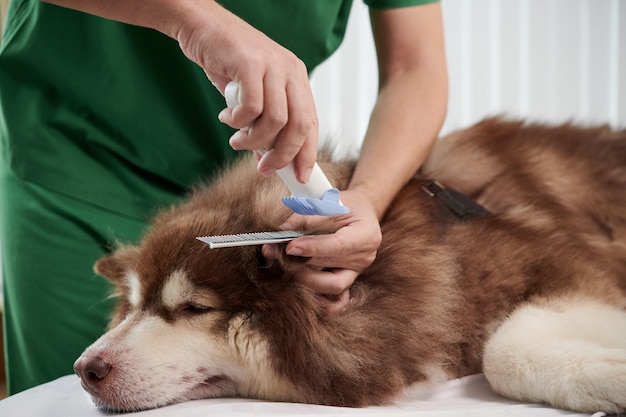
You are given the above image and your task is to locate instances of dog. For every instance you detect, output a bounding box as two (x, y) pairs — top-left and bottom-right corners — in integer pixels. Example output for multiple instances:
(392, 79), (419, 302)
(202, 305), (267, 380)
(74, 118), (626, 413)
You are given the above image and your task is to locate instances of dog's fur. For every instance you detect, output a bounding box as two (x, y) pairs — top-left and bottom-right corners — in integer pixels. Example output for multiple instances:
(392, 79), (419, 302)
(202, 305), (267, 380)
(74, 118), (626, 413)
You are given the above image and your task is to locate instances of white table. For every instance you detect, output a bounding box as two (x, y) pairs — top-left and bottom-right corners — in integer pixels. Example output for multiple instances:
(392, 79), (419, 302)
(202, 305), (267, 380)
(0, 373), (603, 417)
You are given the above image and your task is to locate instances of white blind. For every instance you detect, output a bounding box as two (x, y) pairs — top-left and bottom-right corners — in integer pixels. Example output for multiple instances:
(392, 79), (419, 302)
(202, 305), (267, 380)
(311, 0), (625, 156)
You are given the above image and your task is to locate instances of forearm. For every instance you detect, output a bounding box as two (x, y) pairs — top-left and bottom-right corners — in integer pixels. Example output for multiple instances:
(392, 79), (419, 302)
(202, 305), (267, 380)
(349, 64), (447, 219)
(348, 3), (448, 219)
(40, 0), (220, 40)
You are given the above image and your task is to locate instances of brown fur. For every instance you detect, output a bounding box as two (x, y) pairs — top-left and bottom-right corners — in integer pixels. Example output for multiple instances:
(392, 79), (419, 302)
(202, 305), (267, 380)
(85, 118), (626, 411)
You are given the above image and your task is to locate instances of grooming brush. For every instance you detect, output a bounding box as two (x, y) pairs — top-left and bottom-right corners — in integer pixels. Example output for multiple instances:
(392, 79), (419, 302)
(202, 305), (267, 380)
(224, 81), (350, 216)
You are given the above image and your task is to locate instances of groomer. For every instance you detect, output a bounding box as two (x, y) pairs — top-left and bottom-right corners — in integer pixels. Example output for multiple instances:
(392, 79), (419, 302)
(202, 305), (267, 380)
(0, 0), (447, 394)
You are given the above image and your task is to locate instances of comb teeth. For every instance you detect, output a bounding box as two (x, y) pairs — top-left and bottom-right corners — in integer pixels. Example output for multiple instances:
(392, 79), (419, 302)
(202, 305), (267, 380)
(196, 231), (304, 249)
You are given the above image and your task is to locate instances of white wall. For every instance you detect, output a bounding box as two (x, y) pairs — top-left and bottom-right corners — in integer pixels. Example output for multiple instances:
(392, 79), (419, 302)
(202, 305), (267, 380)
(311, 0), (626, 156)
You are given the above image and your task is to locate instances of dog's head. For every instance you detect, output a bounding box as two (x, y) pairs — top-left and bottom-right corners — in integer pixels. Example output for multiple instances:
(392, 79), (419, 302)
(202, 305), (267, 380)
(72, 159), (334, 411)
(75, 212), (323, 411)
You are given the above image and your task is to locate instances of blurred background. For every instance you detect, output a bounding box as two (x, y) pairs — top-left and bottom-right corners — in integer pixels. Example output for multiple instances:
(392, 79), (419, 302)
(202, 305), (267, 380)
(0, 0), (624, 400)
(1, 0), (8, 399)
(312, 0), (625, 157)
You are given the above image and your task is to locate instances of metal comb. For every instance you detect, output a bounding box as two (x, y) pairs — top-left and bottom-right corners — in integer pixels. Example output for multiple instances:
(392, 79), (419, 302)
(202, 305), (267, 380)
(196, 231), (304, 249)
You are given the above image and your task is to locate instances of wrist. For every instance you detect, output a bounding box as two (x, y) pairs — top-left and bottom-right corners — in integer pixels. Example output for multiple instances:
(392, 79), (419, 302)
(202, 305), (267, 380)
(343, 184), (388, 220)
(155, 0), (221, 41)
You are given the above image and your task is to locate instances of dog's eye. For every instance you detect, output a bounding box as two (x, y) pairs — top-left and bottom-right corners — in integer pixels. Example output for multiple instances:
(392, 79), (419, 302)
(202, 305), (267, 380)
(178, 302), (214, 316)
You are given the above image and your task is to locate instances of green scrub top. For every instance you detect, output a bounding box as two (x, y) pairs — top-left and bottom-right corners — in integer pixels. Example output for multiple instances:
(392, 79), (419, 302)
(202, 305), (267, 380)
(0, 0), (437, 219)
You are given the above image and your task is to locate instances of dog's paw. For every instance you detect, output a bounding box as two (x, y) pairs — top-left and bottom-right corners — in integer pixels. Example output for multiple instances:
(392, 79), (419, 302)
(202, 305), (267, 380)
(483, 298), (626, 414)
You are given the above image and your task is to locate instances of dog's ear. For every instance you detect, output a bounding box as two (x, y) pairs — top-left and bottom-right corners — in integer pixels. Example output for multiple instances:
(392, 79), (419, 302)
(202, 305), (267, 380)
(95, 245), (141, 329)
(94, 245), (140, 283)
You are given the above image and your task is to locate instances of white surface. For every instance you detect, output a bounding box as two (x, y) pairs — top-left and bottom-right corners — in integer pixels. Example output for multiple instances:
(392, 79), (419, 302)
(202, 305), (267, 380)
(0, 373), (599, 417)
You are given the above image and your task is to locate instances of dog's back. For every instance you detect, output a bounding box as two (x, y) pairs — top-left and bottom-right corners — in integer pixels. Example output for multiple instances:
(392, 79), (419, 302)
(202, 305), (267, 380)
(423, 118), (626, 275)
(422, 119), (626, 412)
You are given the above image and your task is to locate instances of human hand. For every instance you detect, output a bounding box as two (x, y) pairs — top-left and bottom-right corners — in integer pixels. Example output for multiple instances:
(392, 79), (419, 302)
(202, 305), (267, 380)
(174, 2), (318, 182)
(262, 190), (383, 314)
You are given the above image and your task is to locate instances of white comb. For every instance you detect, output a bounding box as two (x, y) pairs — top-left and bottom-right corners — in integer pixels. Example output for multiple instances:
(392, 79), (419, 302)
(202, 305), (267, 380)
(196, 231), (304, 249)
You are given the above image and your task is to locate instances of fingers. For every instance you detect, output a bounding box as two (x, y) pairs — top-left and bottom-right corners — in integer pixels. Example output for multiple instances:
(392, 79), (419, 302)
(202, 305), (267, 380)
(256, 80), (318, 182)
(227, 74), (288, 149)
(285, 231), (380, 270)
(262, 244), (358, 295)
(297, 267), (358, 296)
(224, 74), (265, 131)
(316, 290), (351, 314)
(178, 5), (317, 180)
(261, 192), (382, 315)
(220, 72), (318, 181)
(261, 243), (352, 315)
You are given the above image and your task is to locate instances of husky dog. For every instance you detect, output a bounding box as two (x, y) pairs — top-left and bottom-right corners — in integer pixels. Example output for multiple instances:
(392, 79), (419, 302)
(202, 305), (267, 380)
(74, 118), (626, 413)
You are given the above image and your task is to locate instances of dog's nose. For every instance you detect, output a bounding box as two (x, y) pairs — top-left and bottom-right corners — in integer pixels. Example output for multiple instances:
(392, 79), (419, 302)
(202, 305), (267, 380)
(74, 355), (112, 392)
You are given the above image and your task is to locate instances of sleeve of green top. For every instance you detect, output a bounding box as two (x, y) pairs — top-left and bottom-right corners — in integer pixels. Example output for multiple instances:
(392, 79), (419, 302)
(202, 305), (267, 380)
(364, 0), (439, 9)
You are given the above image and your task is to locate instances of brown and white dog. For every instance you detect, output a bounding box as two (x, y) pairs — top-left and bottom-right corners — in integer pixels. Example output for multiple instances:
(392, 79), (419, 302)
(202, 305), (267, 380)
(74, 118), (626, 413)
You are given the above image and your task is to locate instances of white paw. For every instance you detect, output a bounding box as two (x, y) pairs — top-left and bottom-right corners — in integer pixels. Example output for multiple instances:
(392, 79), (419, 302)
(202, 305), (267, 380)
(483, 299), (626, 414)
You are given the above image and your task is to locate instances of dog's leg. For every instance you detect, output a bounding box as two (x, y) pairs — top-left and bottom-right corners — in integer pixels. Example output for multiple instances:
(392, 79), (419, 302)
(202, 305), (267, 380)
(482, 297), (626, 414)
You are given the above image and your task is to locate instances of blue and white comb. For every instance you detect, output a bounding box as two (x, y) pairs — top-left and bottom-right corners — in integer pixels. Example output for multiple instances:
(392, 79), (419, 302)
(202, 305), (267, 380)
(224, 81), (350, 216)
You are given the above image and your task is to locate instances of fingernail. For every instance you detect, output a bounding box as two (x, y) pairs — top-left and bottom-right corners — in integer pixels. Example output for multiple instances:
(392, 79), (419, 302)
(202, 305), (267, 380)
(287, 247), (304, 256)
(261, 167), (276, 177)
(229, 131), (247, 150)
(302, 168), (312, 183)
(257, 161), (276, 177)
(218, 109), (228, 123)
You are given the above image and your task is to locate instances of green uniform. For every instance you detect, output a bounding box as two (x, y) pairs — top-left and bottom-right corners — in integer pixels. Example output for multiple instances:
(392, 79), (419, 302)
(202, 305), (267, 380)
(0, 0), (437, 394)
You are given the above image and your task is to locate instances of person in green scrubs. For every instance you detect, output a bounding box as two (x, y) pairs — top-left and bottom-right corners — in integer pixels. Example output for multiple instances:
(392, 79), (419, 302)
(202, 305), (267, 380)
(0, 0), (448, 394)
